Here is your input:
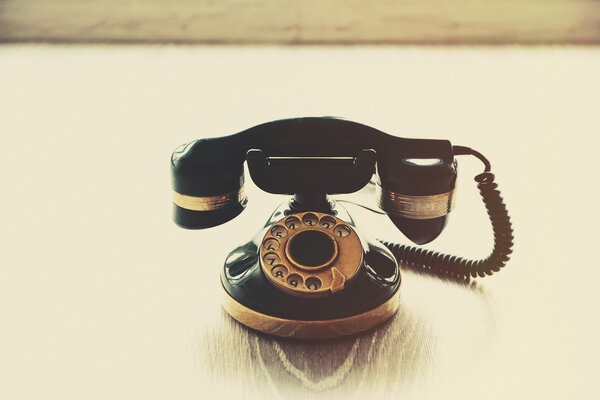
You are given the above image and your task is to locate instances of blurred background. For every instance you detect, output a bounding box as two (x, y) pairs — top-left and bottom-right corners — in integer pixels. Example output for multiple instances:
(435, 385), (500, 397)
(1, 2), (599, 400)
(0, 0), (599, 44)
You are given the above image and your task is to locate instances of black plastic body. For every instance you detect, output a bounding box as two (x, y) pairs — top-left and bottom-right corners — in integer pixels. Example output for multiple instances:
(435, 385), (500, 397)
(221, 201), (400, 321)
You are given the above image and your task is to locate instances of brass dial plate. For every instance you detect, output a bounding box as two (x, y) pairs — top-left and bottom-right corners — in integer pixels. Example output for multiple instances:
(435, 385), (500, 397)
(260, 212), (362, 298)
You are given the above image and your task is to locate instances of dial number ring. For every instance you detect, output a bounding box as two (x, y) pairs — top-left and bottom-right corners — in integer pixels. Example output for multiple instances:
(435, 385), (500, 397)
(260, 211), (362, 298)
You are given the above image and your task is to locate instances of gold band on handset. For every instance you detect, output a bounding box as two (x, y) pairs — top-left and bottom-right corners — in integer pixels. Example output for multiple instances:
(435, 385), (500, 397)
(376, 184), (456, 219)
(173, 186), (246, 211)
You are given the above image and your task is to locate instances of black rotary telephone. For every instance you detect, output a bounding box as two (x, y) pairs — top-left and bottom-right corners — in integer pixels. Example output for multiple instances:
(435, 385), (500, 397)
(170, 117), (513, 339)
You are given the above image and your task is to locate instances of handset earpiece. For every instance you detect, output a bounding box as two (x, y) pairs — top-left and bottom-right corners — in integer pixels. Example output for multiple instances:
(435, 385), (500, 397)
(171, 138), (247, 229)
(378, 145), (514, 280)
(376, 140), (457, 244)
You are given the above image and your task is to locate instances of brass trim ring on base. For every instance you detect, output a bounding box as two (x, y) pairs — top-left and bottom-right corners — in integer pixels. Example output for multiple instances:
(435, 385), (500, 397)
(221, 286), (400, 339)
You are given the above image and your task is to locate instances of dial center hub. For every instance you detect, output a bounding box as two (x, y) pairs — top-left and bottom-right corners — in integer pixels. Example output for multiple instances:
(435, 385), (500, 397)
(287, 230), (336, 269)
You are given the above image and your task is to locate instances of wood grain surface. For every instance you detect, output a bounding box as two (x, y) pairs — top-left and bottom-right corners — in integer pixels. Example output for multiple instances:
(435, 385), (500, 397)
(1, 0), (600, 45)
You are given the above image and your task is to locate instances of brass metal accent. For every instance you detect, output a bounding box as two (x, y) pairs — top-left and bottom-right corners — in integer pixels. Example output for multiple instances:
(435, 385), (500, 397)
(270, 225), (288, 238)
(262, 238), (280, 251)
(172, 186), (246, 211)
(260, 212), (363, 298)
(376, 184), (456, 220)
(263, 252), (281, 266)
(285, 231), (338, 272)
(222, 286), (400, 339)
(330, 267), (346, 293)
(284, 216), (301, 229)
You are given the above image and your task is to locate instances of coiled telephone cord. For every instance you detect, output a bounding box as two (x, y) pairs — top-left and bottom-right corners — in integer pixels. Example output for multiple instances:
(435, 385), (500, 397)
(379, 146), (514, 280)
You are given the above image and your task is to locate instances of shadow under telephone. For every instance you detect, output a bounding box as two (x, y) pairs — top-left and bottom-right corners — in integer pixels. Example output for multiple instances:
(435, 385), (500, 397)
(170, 117), (513, 339)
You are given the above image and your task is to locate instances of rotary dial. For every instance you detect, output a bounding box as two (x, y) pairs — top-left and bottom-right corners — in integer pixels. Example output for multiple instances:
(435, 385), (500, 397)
(260, 212), (363, 298)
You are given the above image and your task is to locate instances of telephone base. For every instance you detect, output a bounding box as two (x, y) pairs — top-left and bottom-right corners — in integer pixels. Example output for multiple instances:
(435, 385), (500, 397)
(222, 287), (400, 339)
(220, 200), (401, 339)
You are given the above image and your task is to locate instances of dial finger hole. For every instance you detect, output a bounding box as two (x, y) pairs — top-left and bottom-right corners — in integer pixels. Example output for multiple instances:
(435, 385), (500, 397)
(333, 224), (351, 237)
(270, 225), (288, 238)
(319, 216), (336, 229)
(271, 264), (288, 279)
(263, 252), (280, 266)
(285, 216), (301, 229)
(302, 213), (318, 226)
(263, 238), (280, 251)
(287, 274), (304, 288)
(305, 277), (322, 291)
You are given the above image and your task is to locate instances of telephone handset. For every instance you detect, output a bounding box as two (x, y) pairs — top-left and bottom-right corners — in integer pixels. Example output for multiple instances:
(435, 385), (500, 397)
(171, 117), (513, 339)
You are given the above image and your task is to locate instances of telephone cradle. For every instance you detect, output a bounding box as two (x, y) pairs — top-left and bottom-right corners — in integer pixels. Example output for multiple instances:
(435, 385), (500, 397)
(170, 117), (514, 339)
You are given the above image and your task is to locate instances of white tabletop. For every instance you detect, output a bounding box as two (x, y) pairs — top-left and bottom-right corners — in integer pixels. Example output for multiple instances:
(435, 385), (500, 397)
(0, 45), (599, 400)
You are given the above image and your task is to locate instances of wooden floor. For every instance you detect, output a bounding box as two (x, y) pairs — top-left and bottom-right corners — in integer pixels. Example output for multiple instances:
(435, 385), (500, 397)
(0, 45), (599, 400)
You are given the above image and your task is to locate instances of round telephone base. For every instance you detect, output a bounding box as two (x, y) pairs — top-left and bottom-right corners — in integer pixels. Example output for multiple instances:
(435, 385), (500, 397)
(221, 285), (400, 339)
(220, 200), (401, 339)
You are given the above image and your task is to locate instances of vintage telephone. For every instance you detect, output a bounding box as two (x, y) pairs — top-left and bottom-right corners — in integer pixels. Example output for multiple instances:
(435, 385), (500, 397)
(170, 117), (513, 339)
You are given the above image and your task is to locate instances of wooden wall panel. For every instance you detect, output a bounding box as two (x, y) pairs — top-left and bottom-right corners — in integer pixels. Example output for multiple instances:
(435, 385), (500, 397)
(0, 0), (599, 45)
